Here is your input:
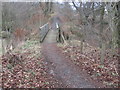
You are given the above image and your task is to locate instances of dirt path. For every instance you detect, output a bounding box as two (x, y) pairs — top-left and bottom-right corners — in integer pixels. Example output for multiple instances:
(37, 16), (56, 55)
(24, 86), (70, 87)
(41, 29), (103, 88)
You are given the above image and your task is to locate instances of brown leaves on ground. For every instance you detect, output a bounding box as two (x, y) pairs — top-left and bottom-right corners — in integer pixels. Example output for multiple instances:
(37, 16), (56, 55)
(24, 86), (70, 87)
(2, 40), (62, 88)
(58, 41), (119, 88)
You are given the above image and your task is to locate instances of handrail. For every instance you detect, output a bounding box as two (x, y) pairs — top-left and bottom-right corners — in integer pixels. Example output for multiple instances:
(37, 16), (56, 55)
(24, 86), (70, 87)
(39, 23), (49, 43)
(39, 23), (49, 30)
(56, 23), (67, 45)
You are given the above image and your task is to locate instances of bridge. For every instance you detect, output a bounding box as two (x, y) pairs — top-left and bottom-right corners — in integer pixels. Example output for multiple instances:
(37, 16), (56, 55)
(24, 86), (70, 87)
(40, 21), (99, 88)
(39, 22), (66, 44)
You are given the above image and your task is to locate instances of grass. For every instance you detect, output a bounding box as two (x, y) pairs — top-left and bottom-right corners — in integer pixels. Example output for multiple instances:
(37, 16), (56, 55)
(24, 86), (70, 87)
(12, 39), (42, 62)
(13, 39), (40, 54)
(21, 40), (39, 50)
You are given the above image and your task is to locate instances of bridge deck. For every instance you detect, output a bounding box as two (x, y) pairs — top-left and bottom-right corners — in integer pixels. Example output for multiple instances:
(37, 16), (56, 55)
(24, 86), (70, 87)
(43, 29), (57, 43)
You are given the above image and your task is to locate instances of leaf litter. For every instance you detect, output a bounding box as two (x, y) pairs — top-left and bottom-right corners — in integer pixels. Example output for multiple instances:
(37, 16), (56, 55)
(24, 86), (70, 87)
(2, 40), (63, 88)
(58, 40), (119, 88)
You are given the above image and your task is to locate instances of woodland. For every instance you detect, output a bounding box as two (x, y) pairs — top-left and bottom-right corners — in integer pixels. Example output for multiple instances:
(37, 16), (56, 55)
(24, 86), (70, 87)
(0, 1), (120, 88)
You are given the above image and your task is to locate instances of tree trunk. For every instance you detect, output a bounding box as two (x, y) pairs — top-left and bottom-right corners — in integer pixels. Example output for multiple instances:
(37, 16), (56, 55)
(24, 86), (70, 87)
(80, 38), (84, 54)
(99, 3), (105, 64)
(106, 2), (120, 57)
(92, 2), (95, 27)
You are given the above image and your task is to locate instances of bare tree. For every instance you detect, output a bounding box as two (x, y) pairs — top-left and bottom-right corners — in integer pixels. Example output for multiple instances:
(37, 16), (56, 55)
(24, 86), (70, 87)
(106, 2), (120, 55)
